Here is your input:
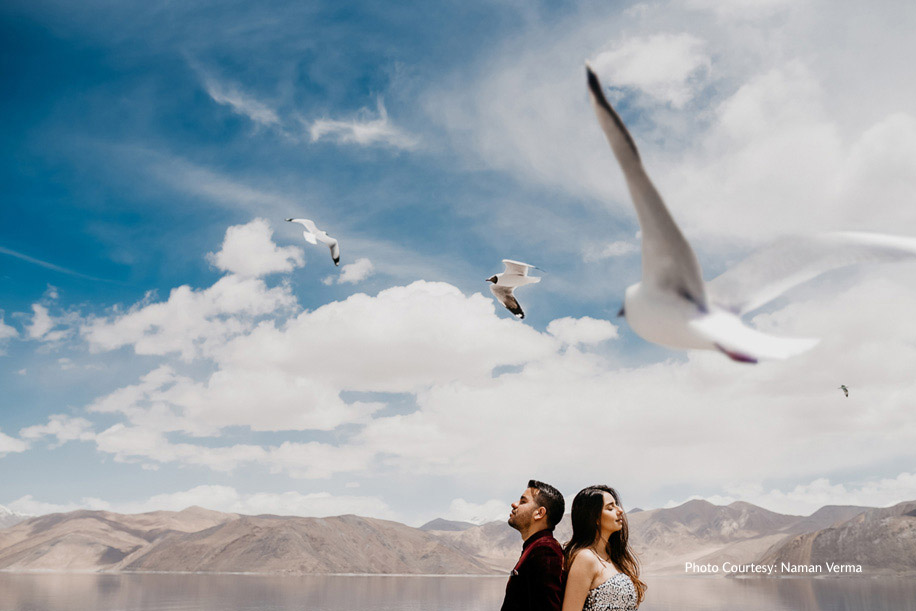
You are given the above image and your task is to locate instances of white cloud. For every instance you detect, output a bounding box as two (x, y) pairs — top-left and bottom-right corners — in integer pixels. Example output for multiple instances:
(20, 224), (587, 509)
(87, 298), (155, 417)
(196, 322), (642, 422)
(444, 498), (508, 525)
(591, 33), (711, 107)
(334, 257), (375, 284)
(6, 495), (110, 516)
(90, 423), (376, 479)
(206, 218), (304, 277)
(19, 415), (95, 447)
(88, 365), (381, 434)
(683, 0), (797, 22)
(546, 316), (619, 345)
(219, 281), (557, 394)
(200, 73), (281, 127)
(0, 314), (16, 353)
(81, 274), (297, 361)
(25, 304), (69, 342)
(0, 429), (29, 456)
(309, 98), (419, 150)
(94, 424), (269, 472)
(352, 270), (916, 505)
(6, 486), (395, 519)
(427, 0), (916, 249)
(582, 240), (639, 262)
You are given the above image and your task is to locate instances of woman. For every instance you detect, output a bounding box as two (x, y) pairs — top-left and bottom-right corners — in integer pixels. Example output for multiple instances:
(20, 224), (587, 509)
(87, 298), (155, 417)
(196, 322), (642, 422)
(562, 485), (646, 610)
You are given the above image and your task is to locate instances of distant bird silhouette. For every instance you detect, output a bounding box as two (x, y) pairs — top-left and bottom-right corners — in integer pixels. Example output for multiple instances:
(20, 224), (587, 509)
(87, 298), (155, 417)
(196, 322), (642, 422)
(839, 385), (849, 397)
(286, 218), (340, 266)
(487, 259), (541, 319)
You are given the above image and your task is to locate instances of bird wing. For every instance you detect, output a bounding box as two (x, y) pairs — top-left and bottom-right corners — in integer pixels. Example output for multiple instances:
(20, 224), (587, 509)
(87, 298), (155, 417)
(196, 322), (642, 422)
(327, 239), (340, 265)
(313, 231), (337, 247)
(502, 259), (534, 276)
(587, 66), (707, 309)
(490, 284), (525, 318)
(707, 232), (916, 315)
(690, 310), (819, 362)
(287, 218), (319, 243)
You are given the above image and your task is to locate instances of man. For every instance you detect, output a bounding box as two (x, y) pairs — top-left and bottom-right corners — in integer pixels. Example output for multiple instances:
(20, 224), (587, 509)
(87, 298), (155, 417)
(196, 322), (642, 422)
(501, 479), (565, 611)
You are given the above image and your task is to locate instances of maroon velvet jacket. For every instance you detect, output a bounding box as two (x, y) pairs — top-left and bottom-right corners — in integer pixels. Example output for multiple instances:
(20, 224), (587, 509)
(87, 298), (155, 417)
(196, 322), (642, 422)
(500, 529), (564, 611)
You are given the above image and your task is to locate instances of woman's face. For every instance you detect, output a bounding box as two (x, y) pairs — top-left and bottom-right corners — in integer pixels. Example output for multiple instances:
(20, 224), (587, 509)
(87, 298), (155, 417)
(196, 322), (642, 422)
(598, 491), (624, 538)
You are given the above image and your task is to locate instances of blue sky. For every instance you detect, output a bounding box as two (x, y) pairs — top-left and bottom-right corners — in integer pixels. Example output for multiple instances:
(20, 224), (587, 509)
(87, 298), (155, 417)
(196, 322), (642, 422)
(3, 0), (916, 525)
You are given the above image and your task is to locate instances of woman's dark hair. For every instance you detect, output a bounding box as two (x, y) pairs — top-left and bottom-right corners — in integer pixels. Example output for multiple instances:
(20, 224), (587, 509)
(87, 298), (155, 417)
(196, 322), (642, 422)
(563, 485), (646, 606)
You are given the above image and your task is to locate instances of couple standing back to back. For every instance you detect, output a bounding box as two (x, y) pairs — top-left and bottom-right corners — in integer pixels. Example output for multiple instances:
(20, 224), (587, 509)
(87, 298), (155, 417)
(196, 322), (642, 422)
(500, 480), (646, 611)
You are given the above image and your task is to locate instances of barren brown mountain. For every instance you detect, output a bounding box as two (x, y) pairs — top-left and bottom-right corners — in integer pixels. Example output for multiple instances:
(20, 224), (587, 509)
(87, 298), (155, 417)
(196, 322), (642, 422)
(758, 501), (916, 575)
(0, 500), (901, 575)
(432, 500), (872, 574)
(0, 506), (235, 571)
(123, 513), (494, 574)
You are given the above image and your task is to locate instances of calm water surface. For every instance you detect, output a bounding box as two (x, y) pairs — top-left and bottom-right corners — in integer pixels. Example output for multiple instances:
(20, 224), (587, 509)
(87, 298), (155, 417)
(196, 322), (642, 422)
(1, 573), (914, 611)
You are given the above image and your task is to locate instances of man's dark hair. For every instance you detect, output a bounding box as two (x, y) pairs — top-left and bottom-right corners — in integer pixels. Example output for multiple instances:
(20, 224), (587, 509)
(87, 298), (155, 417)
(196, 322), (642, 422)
(528, 479), (565, 529)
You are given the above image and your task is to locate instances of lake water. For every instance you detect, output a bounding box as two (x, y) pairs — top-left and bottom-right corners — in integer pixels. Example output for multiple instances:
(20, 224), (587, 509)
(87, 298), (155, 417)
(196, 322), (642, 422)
(1, 573), (915, 611)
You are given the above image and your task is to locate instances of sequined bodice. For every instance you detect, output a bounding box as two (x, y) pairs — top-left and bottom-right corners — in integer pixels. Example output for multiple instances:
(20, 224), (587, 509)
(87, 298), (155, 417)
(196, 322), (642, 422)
(582, 573), (637, 611)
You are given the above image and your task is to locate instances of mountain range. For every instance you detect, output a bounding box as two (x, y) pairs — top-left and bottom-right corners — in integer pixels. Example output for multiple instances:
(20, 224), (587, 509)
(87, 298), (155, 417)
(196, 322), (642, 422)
(0, 505), (30, 530)
(0, 500), (912, 575)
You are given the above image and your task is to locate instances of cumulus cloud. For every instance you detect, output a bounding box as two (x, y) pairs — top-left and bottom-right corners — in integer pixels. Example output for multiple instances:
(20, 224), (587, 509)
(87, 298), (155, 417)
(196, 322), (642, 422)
(88, 365), (381, 435)
(25, 304), (70, 342)
(90, 424), (376, 479)
(335, 257), (375, 284)
(546, 316), (619, 345)
(19, 415), (95, 447)
(94, 424), (269, 472)
(309, 98), (419, 150)
(206, 218), (304, 277)
(353, 270), (916, 506)
(81, 275), (297, 361)
(219, 281), (557, 394)
(0, 429), (29, 457)
(591, 33), (711, 107)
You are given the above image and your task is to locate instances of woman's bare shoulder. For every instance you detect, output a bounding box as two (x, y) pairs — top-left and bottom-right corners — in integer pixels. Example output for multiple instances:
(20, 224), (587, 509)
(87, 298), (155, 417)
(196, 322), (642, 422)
(568, 548), (602, 574)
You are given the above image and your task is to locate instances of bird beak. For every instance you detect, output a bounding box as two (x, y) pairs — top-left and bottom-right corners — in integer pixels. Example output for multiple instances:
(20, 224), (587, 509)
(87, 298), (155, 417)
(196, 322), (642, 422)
(617, 305), (625, 318)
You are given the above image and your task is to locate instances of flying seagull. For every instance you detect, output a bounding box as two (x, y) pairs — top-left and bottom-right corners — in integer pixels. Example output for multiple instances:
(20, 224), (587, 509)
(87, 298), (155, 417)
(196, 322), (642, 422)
(286, 218), (339, 266)
(586, 65), (916, 363)
(839, 385), (849, 397)
(487, 260), (541, 319)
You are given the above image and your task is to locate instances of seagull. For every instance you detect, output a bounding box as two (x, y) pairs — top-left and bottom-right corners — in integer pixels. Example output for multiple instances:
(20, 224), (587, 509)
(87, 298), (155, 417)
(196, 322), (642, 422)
(286, 218), (339, 266)
(487, 260), (541, 319)
(586, 65), (916, 363)
(839, 385), (849, 397)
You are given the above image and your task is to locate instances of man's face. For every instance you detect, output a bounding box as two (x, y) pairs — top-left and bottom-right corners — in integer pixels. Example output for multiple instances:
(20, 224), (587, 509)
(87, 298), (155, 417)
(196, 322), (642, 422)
(508, 487), (542, 531)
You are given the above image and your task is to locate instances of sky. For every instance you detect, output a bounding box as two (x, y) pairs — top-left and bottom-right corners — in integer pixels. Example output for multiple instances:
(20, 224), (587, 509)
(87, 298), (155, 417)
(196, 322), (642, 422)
(2, 0), (916, 527)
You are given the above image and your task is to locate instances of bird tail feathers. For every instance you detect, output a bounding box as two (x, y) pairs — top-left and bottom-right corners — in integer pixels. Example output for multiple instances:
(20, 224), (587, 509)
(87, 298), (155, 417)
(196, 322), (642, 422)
(692, 312), (819, 363)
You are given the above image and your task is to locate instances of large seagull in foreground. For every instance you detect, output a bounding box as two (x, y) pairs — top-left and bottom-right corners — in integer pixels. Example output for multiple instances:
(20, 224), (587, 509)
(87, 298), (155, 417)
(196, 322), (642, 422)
(587, 65), (916, 363)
